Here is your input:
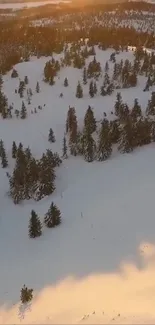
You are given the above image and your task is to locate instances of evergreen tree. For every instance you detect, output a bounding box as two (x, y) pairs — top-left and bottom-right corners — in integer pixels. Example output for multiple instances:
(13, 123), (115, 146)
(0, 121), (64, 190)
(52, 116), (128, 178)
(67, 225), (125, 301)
(12, 141), (17, 159)
(83, 67), (87, 85)
(76, 81), (83, 98)
(118, 118), (134, 153)
(11, 69), (18, 78)
(24, 76), (29, 85)
(44, 202), (61, 228)
(97, 119), (112, 161)
(20, 285), (33, 304)
(36, 81), (40, 93)
(48, 128), (55, 143)
(131, 98), (142, 119)
(93, 81), (97, 95)
(20, 101), (27, 119)
(89, 80), (94, 98)
(109, 120), (120, 144)
(105, 61), (109, 73)
(18, 81), (25, 98)
(114, 92), (123, 117)
(83, 129), (96, 162)
(1, 144), (8, 168)
(29, 210), (42, 238)
(37, 154), (55, 200)
(62, 136), (68, 158)
(0, 139), (4, 157)
(84, 106), (96, 134)
(64, 77), (68, 87)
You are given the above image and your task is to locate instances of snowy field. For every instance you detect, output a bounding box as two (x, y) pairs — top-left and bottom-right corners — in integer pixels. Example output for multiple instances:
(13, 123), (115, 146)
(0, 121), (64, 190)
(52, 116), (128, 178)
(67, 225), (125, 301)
(1, 47), (155, 323)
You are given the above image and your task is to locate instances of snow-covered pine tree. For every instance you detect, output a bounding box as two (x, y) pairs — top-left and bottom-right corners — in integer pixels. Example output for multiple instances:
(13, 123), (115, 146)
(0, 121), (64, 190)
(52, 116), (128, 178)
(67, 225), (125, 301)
(84, 106), (96, 134)
(64, 77), (69, 87)
(48, 128), (56, 143)
(89, 80), (94, 98)
(12, 141), (17, 158)
(62, 136), (68, 158)
(36, 81), (40, 93)
(44, 202), (61, 228)
(29, 210), (42, 238)
(20, 101), (27, 119)
(76, 81), (83, 98)
(97, 118), (112, 161)
(83, 67), (87, 85)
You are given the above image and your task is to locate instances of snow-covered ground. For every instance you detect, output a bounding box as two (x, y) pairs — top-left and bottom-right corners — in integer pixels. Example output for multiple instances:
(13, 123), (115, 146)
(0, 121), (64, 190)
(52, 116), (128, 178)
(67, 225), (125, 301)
(1, 47), (155, 324)
(30, 9), (155, 34)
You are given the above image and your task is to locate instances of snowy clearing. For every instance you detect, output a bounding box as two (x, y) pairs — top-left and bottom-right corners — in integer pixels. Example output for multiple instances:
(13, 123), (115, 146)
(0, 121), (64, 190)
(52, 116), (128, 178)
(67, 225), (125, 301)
(0, 43), (155, 324)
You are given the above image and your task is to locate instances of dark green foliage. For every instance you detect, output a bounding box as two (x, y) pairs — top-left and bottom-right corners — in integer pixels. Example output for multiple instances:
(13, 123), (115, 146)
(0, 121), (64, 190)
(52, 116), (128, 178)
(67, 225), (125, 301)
(62, 136), (68, 158)
(44, 202), (61, 228)
(84, 106), (96, 134)
(20, 285), (33, 304)
(8, 145), (58, 203)
(11, 69), (18, 78)
(83, 67), (87, 85)
(114, 92), (123, 117)
(29, 210), (42, 238)
(64, 77), (68, 87)
(83, 129), (96, 162)
(20, 101), (27, 119)
(118, 118), (134, 153)
(89, 80), (94, 98)
(24, 76), (29, 85)
(48, 128), (55, 143)
(18, 81), (25, 98)
(12, 141), (17, 158)
(0, 141), (8, 168)
(76, 81), (83, 98)
(97, 118), (112, 161)
(109, 120), (120, 144)
(36, 81), (40, 93)
(131, 98), (142, 120)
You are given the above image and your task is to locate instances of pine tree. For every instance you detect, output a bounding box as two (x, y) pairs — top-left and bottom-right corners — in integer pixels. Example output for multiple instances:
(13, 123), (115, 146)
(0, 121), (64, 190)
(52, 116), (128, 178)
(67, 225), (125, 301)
(48, 128), (55, 143)
(24, 76), (29, 85)
(0, 139), (4, 157)
(11, 69), (18, 78)
(83, 129), (96, 162)
(89, 80), (94, 98)
(20, 101), (27, 119)
(97, 119), (112, 161)
(44, 202), (61, 228)
(131, 98), (142, 120)
(1, 145), (8, 168)
(83, 67), (87, 85)
(12, 141), (17, 158)
(76, 82), (83, 98)
(64, 77), (69, 87)
(36, 81), (40, 93)
(62, 136), (68, 158)
(105, 61), (109, 73)
(118, 118), (134, 153)
(18, 81), (25, 98)
(93, 81), (97, 95)
(114, 92), (123, 117)
(0, 74), (3, 91)
(84, 106), (96, 134)
(29, 210), (42, 238)
(20, 285), (33, 304)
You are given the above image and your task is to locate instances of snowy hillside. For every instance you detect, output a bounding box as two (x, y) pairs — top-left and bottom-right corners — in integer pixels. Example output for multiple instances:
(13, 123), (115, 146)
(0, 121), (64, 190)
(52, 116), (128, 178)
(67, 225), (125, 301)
(1, 43), (155, 324)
